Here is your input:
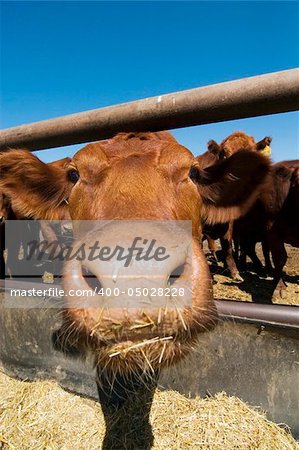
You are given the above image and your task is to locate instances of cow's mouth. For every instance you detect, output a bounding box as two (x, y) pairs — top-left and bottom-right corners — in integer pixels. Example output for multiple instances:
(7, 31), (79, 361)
(58, 295), (217, 374)
(89, 326), (207, 374)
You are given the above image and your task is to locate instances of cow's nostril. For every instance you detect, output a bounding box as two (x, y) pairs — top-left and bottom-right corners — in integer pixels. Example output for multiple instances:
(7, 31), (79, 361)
(82, 267), (102, 292)
(168, 264), (185, 286)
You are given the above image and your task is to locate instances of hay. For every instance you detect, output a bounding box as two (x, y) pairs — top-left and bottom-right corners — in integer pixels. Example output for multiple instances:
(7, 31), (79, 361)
(0, 371), (297, 450)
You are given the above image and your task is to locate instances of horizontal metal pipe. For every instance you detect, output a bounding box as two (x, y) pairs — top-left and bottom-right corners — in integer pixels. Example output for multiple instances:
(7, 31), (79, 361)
(216, 300), (299, 329)
(1, 280), (298, 328)
(1, 69), (299, 151)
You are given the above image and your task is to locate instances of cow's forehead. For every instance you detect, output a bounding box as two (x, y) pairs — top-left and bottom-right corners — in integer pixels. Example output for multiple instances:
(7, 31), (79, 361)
(221, 132), (256, 149)
(72, 132), (195, 166)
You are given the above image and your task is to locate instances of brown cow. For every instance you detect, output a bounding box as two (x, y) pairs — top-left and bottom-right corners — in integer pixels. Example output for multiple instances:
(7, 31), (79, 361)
(234, 160), (299, 299)
(0, 132), (270, 409)
(233, 161), (299, 275)
(197, 132), (272, 281)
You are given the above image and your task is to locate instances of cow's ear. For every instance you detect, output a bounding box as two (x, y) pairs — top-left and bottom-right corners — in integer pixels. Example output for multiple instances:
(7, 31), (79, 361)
(256, 136), (272, 150)
(197, 150), (271, 224)
(207, 140), (221, 155)
(0, 149), (72, 219)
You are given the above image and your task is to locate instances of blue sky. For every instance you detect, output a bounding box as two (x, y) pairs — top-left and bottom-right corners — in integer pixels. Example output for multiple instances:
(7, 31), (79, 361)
(1, 1), (298, 162)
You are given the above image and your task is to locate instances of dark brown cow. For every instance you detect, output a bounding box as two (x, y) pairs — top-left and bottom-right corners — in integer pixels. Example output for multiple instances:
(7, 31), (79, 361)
(197, 132), (272, 281)
(234, 160), (299, 274)
(234, 160), (299, 299)
(0, 132), (270, 409)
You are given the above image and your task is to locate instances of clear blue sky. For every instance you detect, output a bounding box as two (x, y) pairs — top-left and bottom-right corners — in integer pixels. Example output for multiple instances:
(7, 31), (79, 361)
(1, 1), (298, 162)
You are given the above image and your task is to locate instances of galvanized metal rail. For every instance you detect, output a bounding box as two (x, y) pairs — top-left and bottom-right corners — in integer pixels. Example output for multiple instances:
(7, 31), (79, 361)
(0, 68), (298, 151)
(216, 300), (299, 330)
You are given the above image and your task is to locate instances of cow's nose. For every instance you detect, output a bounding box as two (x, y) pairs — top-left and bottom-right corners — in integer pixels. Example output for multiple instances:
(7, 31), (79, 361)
(63, 221), (192, 324)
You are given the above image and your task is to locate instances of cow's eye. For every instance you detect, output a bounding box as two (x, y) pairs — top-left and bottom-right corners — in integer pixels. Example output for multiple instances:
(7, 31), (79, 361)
(189, 166), (200, 183)
(68, 169), (80, 183)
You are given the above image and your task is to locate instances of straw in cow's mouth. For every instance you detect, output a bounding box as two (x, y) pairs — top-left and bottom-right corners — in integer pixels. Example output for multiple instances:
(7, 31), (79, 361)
(108, 336), (174, 358)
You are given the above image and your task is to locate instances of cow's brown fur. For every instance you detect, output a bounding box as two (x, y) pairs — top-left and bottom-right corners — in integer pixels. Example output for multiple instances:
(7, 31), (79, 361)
(197, 131), (272, 280)
(234, 160), (299, 298)
(0, 157), (72, 279)
(220, 131), (272, 157)
(0, 132), (270, 372)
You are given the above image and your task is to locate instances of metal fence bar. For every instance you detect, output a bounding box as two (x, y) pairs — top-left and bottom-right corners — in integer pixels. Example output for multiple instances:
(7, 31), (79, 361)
(0, 68), (298, 151)
(216, 300), (299, 329)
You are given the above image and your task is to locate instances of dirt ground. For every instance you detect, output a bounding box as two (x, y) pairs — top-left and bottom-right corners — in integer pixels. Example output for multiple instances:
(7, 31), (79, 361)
(208, 244), (299, 305)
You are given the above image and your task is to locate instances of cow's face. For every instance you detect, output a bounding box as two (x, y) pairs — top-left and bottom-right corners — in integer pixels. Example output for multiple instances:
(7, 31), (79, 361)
(218, 131), (272, 158)
(67, 133), (201, 228)
(56, 132), (213, 372)
(0, 132), (270, 373)
(197, 133), (272, 171)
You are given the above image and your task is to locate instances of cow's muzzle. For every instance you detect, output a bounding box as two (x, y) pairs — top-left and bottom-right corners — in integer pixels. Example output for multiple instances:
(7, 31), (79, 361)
(61, 221), (217, 371)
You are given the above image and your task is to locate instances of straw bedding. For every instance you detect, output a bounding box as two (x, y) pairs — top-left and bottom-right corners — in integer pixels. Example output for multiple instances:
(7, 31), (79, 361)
(0, 372), (297, 450)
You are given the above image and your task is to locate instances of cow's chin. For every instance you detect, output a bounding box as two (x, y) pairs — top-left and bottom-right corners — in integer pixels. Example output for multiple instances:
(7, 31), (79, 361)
(93, 333), (202, 375)
(91, 305), (217, 374)
(58, 302), (216, 374)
